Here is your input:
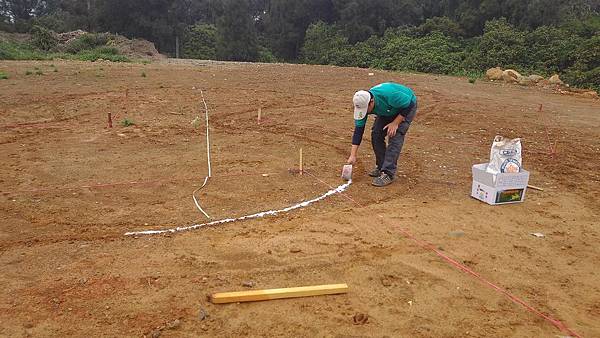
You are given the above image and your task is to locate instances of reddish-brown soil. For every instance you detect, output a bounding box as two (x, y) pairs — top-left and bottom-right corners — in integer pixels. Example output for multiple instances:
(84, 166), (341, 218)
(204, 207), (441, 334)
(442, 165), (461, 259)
(1, 59), (599, 337)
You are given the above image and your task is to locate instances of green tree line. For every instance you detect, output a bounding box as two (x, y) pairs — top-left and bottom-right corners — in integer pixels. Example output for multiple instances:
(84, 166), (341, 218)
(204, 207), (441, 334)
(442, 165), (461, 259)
(1, 0), (598, 89)
(302, 17), (600, 91)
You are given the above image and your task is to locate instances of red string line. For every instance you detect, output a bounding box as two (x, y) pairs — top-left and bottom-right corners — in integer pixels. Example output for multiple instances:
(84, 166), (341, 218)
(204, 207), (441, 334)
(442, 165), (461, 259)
(305, 169), (581, 338)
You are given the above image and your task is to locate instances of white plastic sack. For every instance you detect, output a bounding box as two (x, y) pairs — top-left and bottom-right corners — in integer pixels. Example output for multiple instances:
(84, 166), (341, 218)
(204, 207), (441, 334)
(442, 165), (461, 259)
(486, 135), (522, 175)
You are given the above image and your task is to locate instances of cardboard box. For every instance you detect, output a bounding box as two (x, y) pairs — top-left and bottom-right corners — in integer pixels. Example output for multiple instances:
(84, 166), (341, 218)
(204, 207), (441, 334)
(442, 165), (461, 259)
(471, 163), (529, 205)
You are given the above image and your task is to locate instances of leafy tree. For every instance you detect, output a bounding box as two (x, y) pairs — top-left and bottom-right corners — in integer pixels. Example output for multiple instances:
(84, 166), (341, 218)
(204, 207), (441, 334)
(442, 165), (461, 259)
(215, 0), (259, 61)
(301, 21), (352, 66)
(182, 23), (217, 59)
(417, 16), (464, 37)
(257, 45), (277, 63)
(562, 14), (600, 38)
(0, 0), (45, 21)
(33, 8), (87, 32)
(333, 0), (423, 43)
(352, 34), (386, 68)
(1, 0), (48, 31)
(470, 18), (527, 71)
(264, 0), (335, 60)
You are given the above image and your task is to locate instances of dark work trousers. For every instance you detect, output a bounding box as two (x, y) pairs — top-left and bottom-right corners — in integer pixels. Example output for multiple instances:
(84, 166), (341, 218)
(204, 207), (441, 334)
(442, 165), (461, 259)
(371, 102), (417, 178)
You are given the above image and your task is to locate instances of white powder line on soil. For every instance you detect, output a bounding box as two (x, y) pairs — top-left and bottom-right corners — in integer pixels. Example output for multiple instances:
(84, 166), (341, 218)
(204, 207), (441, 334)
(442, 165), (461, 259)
(191, 89), (212, 219)
(125, 180), (352, 236)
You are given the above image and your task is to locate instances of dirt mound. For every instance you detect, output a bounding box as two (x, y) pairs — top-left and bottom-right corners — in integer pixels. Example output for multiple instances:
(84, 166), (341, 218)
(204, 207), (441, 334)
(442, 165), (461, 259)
(108, 34), (164, 60)
(1, 29), (164, 60)
(61, 30), (165, 60)
(56, 29), (87, 44)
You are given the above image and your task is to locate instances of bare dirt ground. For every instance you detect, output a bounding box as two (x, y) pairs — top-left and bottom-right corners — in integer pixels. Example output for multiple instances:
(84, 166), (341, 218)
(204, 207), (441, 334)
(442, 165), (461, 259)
(0, 59), (599, 337)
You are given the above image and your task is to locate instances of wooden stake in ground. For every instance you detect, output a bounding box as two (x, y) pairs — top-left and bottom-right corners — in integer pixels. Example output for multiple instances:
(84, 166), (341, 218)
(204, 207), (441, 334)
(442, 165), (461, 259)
(209, 284), (348, 304)
(299, 148), (303, 175)
(257, 107), (262, 124)
(107, 112), (113, 128)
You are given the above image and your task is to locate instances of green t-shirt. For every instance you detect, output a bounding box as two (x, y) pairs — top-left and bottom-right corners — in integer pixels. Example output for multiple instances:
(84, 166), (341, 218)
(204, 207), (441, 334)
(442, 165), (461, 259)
(355, 82), (416, 127)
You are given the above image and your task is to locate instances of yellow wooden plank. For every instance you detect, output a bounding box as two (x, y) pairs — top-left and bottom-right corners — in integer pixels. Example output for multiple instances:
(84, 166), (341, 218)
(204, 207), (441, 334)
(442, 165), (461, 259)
(209, 283), (348, 304)
(527, 184), (544, 191)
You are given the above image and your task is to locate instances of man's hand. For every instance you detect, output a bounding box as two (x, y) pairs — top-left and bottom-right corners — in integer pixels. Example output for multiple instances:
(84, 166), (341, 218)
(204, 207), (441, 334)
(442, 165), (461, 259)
(347, 154), (357, 165)
(383, 121), (400, 138)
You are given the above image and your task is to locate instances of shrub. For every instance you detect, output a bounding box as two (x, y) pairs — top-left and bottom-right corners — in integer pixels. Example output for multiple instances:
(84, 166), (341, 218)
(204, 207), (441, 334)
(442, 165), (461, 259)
(30, 25), (58, 51)
(379, 31), (464, 74)
(526, 26), (581, 75)
(121, 118), (135, 127)
(0, 71), (8, 79)
(75, 47), (129, 62)
(564, 67), (600, 92)
(418, 17), (464, 37)
(0, 40), (52, 60)
(468, 19), (527, 71)
(352, 35), (386, 68)
(257, 46), (277, 63)
(64, 33), (110, 53)
(561, 15), (600, 39)
(0, 38), (129, 62)
(562, 35), (600, 91)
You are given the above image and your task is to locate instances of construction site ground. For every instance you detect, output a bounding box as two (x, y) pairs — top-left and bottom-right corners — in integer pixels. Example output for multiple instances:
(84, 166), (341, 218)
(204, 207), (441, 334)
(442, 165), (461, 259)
(1, 60), (599, 337)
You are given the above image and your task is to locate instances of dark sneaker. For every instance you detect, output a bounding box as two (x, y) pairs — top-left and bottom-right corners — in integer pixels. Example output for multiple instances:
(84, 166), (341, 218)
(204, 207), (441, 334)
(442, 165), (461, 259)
(368, 167), (381, 177)
(372, 172), (394, 187)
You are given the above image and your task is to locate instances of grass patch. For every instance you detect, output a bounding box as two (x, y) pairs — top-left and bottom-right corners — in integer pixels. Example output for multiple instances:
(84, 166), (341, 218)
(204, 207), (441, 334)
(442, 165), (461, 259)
(0, 71), (8, 79)
(63, 33), (110, 53)
(74, 47), (129, 62)
(0, 40), (129, 63)
(121, 118), (135, 127)
(0, 40), (52, 60)
(141, 71), (147, 77)
(25, 70), (33, 75)
(35, 70), (44, 75)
